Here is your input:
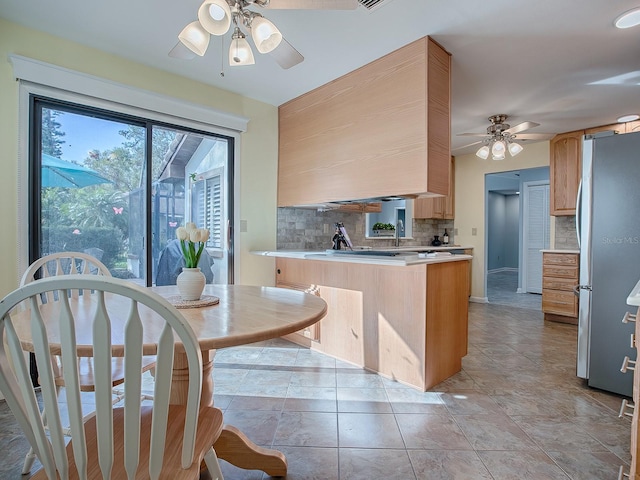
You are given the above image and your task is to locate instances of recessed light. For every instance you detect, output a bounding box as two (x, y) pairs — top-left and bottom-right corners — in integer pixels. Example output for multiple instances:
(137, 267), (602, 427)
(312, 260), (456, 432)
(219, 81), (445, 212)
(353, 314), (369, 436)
(615, 7), (640, 28)
(617, 114), (640, 122)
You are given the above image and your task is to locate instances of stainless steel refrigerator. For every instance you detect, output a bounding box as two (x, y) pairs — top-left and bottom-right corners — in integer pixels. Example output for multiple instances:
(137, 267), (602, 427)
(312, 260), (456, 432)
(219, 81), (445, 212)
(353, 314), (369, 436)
(576, 131), (640, 397)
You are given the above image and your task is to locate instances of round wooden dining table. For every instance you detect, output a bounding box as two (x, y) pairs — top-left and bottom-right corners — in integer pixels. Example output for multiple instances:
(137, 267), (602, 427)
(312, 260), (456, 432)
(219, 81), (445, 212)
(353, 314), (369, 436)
(13, 283), (328, 477)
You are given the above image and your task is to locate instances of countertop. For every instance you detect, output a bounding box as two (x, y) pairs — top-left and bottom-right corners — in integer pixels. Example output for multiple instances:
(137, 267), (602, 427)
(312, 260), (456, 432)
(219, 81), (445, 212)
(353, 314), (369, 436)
(628, 278), (640, 306)
(540, 249), (580, 254)
(251, 249), (473, 266)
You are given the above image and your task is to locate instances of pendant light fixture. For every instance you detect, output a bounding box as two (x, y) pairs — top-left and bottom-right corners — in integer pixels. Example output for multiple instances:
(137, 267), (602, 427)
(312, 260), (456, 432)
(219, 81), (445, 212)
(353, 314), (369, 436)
(229, 27), (255, 65)
(178, 21), (210, 56)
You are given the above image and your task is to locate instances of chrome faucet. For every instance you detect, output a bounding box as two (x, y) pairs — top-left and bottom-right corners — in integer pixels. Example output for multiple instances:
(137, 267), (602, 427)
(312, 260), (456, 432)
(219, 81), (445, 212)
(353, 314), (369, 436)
(395, 219), (404, 247)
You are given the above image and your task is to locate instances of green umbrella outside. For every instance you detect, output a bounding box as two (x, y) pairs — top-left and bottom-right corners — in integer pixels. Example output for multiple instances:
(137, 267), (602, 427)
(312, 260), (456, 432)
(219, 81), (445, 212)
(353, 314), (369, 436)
(41, 153), (111, 188)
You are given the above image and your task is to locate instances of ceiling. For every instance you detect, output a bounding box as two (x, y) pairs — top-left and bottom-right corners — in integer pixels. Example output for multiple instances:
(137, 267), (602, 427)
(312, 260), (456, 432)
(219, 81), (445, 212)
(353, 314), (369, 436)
(2, 0), (640, 154)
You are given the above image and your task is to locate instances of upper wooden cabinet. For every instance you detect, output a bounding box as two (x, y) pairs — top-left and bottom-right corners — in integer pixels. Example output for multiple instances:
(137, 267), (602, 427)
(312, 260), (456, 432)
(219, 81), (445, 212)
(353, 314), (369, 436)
(414, 156), (455, 219)
(551, 122), (640, 216)
(584, 124), (625, 135)
(278, 36), (451, 207)
(626, 121), (640, 134)
(550, 131), (583, 216)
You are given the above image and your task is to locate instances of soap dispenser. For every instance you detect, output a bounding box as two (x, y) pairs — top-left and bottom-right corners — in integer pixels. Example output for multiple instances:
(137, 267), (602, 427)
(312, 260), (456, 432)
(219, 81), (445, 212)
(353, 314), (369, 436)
(443, 229), (449, 245)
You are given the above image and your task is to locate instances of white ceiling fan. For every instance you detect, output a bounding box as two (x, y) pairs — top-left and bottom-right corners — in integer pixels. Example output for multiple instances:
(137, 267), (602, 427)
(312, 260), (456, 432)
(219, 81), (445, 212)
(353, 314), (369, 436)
(456, 114), (553, 160)
(169, 0), (359, 69)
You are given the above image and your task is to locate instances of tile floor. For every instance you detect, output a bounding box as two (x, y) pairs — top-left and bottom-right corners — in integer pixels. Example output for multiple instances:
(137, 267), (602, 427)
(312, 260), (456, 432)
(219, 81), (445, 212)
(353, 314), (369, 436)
(0, 302), (632, 479)
(487, 270), (542, 311)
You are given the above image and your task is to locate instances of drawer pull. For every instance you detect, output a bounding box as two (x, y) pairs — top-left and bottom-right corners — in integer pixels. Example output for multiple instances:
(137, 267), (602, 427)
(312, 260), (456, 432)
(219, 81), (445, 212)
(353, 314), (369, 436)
(618, 465), (630, 480)
(621, 356), (636, 373)
(632, 333), (637, 349)
(622, 312), (637, 323)
(619, 399), (635, 418)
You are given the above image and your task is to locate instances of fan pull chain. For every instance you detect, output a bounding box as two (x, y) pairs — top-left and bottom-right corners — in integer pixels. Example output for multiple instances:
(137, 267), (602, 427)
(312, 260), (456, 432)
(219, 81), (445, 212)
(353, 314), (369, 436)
(220, 36), (225, 77)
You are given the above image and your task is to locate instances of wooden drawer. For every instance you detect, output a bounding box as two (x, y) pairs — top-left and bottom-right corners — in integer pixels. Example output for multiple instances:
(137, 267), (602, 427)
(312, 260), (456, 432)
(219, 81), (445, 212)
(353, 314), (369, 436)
(542, 276), (578, 291)
(543, 253), (578, 266)
(543, 265), (579, 279)
(542, 290), (578, 316)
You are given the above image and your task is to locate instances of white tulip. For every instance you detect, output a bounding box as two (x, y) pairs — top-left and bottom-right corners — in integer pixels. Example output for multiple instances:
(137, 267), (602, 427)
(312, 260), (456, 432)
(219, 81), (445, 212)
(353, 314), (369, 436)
(189, 229), (200, 242)
(185, 222), (197, 232)
(176, 227), (189, 241)
(199, 229), (210, 243)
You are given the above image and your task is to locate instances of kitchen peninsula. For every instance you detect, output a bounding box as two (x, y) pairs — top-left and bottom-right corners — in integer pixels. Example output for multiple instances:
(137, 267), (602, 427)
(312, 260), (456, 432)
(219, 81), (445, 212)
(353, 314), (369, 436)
(254, 250), (472, 391)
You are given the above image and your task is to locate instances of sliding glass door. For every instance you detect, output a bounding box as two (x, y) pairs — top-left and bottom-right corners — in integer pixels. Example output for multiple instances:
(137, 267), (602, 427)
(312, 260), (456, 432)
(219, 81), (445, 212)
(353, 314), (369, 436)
(30, 97), (234, 285)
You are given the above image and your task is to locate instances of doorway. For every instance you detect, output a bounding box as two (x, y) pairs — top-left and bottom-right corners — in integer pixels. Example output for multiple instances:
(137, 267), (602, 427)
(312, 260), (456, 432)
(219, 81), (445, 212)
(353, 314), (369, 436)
(485, 167), (549, 309)
(30, 98), (235, 286)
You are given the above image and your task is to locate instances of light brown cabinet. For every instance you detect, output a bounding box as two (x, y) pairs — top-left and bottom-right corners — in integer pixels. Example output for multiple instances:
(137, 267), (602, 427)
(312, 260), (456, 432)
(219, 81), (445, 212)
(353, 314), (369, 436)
(541, 252), (579, 323)
(275, 281), (322, 342)
(627, 121), (640, 134)
(275, 257), (470, 390)
(414, 156), (455, 219)
(550, 131), (583, 216)
(278, 36), (451, 207)
(333, 203), (382, 213)
(584, 124), (625, 135)
(551, 122), (640, 216)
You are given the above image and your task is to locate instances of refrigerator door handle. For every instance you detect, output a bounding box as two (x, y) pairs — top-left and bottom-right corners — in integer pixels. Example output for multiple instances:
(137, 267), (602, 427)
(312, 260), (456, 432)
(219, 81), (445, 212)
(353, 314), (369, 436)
(575, 179), (582, 248)
(574, 284), (592, 297)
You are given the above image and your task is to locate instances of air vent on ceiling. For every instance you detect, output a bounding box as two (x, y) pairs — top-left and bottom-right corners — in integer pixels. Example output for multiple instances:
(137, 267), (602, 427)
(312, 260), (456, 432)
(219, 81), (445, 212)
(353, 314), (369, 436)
(358, 0), (392, 11)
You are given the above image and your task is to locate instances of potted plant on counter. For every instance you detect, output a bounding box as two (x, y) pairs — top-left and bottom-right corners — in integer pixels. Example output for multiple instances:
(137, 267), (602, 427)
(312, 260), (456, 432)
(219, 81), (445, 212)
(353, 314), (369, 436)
(372, 222), (396, 236)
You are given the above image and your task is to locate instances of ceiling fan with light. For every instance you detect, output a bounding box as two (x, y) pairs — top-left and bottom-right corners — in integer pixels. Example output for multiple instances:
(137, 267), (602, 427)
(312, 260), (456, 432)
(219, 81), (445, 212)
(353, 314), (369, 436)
(170, 0), (359, 69)
(457, 114), (552, 160)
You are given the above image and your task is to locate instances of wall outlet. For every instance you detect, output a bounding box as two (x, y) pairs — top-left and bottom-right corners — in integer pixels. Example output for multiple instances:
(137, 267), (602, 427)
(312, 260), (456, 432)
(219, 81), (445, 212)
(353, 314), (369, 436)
(240, 220), (248, 232)
(472, 227), (477, 236)
(323, 223), (330, 234)
(454, 228), (458, 236)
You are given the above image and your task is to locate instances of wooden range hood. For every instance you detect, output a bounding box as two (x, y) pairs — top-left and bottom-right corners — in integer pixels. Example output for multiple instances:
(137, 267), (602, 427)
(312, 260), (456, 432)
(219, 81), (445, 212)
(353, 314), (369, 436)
(278, 36), (451, 207)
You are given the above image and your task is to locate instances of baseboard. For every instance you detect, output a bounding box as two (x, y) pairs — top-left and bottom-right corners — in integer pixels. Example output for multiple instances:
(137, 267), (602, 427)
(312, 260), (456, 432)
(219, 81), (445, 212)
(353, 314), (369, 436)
(469, 296), (489, 304)
(516, 288), (524, 294)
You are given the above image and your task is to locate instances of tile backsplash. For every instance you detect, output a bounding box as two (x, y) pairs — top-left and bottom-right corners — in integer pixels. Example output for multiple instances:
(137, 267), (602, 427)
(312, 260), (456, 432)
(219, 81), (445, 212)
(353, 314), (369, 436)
(554, 215), (579, 250)
(277, 208), (454, 250)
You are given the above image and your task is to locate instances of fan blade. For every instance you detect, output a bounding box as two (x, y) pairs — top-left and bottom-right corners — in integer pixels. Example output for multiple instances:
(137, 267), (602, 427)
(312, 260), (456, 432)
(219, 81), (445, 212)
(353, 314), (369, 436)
(168, 41), (196, 60)
(453, 140), (483, 150)
(505, 121), (540, 134)
(457, 132), (489, 137)
(270, 37), (304, 69)
(512, 133), (554, 140)
(262, 0), (358, 9)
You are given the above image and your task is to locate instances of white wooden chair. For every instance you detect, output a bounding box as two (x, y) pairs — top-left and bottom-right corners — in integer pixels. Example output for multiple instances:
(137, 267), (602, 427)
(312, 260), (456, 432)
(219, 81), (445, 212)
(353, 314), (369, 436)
(20, 252), (157, 474)
(0, 275), (224, 480)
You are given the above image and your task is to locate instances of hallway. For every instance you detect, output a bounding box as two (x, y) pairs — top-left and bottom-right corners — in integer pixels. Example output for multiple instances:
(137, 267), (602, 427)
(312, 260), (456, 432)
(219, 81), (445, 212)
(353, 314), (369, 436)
(487, 269), (542, 311)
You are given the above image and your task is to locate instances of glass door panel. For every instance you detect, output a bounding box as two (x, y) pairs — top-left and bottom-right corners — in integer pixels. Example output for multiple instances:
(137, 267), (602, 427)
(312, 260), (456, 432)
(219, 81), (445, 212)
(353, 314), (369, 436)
(33, 99), (233, 287)
(36, 103), (147, 284)
(152, 128), (232, 285)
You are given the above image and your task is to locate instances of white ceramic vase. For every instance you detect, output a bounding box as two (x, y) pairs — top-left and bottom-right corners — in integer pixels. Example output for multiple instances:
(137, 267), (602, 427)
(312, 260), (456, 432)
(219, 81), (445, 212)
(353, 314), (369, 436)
(176, 267), (206, 301)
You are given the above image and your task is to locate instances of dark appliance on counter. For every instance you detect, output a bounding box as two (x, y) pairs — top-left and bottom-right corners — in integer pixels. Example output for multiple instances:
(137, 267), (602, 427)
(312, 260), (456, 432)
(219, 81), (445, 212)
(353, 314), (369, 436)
(331, 222), (353, 250)
(576, 131), (640, 396)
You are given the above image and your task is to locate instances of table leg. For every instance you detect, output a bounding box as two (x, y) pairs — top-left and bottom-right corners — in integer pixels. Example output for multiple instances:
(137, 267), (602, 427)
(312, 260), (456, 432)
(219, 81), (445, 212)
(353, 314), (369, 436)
(214, 425), (287, 477)
(169, 350), (214, 407)
(171, 350), (288, 477)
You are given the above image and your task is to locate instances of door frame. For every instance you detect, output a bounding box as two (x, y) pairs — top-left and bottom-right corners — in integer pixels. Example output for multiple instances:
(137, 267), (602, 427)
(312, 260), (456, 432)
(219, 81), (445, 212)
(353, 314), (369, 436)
(16, 78), (244, 287)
